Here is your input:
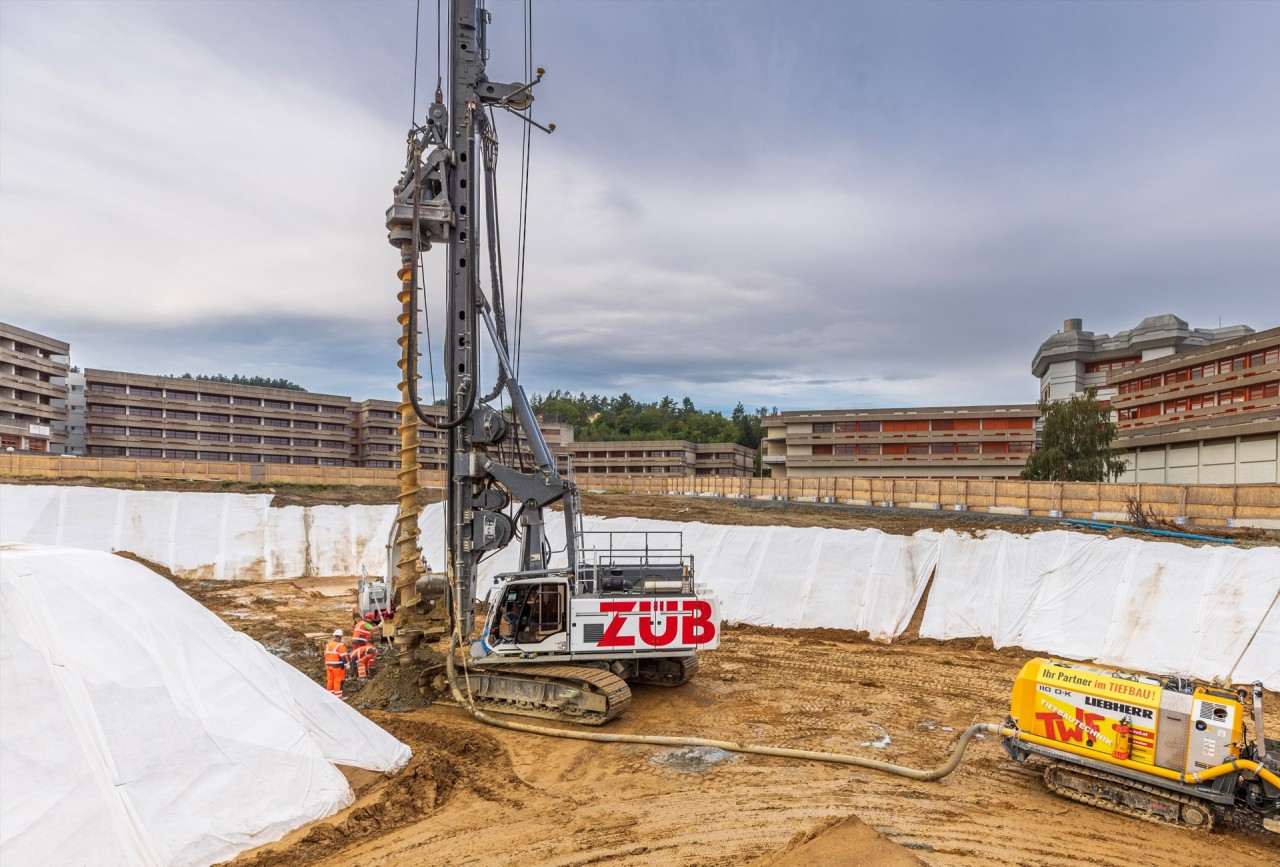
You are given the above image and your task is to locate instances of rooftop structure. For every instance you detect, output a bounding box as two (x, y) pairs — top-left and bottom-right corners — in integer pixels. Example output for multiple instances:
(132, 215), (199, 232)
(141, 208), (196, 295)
(1032, 315), (1252, 403)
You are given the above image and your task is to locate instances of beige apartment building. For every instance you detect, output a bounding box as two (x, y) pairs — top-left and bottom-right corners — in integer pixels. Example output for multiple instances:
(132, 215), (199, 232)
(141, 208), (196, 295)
(1109, 326), (1279, 484)
(565, 440), (755, 477)
(83, 369), (356, 465)
(354, 398), (449, 472)
(762, 405), (1039, 479)
(1, 322), (70, 454)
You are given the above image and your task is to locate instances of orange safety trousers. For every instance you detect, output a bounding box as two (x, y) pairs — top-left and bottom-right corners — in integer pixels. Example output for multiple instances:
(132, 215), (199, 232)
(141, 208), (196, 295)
(326, 665), (346, 696)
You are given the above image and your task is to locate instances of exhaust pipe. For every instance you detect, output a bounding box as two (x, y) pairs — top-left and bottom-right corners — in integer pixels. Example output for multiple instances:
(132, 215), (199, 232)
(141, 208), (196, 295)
(1254, 682), (1268, 760)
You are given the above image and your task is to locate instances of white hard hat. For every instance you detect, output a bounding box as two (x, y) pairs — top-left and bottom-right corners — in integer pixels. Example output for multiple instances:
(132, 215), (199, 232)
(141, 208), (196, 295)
(333, 629), (343, 637)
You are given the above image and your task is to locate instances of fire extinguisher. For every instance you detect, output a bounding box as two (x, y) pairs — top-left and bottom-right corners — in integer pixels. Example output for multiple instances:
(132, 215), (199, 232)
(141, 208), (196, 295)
(1112, 717), (1132, 760)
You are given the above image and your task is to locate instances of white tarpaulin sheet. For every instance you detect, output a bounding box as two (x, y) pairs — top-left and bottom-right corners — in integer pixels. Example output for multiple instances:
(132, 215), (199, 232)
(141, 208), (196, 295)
(0, 485), (393, 581)
(414, 503), (939, 640)
(2, 485), (1277, 686)
(0, 545), (411, 867)
(920, 529), (1280, 688)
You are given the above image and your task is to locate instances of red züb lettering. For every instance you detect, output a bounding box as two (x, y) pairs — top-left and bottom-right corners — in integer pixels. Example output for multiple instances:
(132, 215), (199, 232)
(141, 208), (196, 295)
(638, 611), (679, 646)
(681, 600), (716, 645)
(598, 601), (635, 647)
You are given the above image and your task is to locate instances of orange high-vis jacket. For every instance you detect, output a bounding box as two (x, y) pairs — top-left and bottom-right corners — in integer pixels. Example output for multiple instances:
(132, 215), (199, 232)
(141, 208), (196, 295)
(352, 621), (373, 646)
(324, 640), (349, 668)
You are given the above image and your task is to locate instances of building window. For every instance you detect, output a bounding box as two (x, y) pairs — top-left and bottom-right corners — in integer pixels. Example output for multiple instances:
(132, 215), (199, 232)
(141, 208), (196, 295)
(812, 422), (834, 433)
(129, 427), (163, 438)
(89, 404), (126, 414)
(234, 396), (261, 406)
(366, 459), (393, 468)
(88, 424), (127, 435)
(931, 419), (954, 431)
(129, 447), (163, 458)
(166, 449), (198, 459)
(319, 457), (346, 466)
(202, 412), (229, 423)
(955, 442), (980, 454)
(930, 442), (956, 454)
(199, 451), (230, 461)
(264, 417), (289, 427)
(884, 420), (928, 432)
(264, 435), (290, 445)
(131, 407), (163, 418)
(131, 386), (163, 398)
(833, 421), (856, 433)
(882, 443), (907, 455)
(232, 434), (260, 443)
(234, 415), (261, 425)
(321, 422), (346, 431)
(165, 429), (198, 439)
(294, 420), (318, 430)
(323, 405), (349, 415)
(293, 438), (318, 447)
(233, 453), (261, 463)
(1009, 442), (1033, 453)
(263, 454), (290, 463)
(812, 444), (833, 456)
(88, 383), (126, 395)
(983, 418), (1034, 430)
(263, 399), (290, 410)
(167, 390), (196, 401)
(858, 444), (880, 455)
(88, 445), (126, 456)
(200, 393), (231, 404)
(292, 402), (318, 412)
(906, 444), (928, 455)
(981, 442), (1009, 454)
(294, 456), (318, 465)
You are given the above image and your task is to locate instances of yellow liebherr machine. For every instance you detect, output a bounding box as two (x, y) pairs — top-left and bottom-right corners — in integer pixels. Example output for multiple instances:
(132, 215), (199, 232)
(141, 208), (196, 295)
(1002, 658), (1280, 833)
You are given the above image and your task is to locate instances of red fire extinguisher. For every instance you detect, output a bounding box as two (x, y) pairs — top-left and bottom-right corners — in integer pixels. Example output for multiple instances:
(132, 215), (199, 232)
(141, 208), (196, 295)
(1112, 717), (1132, 761)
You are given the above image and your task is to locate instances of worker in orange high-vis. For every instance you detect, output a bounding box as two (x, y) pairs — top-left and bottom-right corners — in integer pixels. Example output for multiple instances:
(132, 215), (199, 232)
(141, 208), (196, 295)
(350, 612), (378, 679)
(324, 629), (349, 698)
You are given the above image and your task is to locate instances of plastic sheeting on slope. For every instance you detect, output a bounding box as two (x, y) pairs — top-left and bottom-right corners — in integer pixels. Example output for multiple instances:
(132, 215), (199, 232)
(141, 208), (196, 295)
(0, 545), (410, 867)
(920, 530), (1280, 688)
(3, 486), (1276, 686)
(0, 485), (394, 581)
(416, 502), (939, 640)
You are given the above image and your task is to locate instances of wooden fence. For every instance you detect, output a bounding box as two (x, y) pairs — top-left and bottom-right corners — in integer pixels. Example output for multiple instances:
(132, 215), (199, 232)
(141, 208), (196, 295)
(4, 455), (1277, 528)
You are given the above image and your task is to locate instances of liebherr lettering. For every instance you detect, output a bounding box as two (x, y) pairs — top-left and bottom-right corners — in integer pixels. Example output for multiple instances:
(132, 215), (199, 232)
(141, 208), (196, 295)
(1084, 695), (1155, 720)
(594, 600), (717, 647)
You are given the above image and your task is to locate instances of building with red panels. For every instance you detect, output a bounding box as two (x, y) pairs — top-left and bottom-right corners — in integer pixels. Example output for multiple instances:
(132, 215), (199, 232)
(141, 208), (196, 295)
(761, 405), (1038, 479)
(1109, 327), (1279, 484)
(1032, 315), (1251, 404)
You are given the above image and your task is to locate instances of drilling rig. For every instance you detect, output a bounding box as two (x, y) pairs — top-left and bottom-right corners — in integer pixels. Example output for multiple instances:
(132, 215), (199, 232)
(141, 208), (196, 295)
(359, 0), (719, 725)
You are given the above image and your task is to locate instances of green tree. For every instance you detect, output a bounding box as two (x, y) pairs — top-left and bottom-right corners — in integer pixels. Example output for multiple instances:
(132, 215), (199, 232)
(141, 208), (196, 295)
(1021, 391), (1127, 482)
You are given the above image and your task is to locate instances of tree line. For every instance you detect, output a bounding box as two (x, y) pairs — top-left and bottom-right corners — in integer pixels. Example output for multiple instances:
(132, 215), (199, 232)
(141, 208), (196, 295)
(532, 390), (776, 449)
(174, 373), (308, 392)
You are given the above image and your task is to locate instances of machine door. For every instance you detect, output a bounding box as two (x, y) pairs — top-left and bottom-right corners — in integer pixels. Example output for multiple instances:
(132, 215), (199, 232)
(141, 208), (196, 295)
(488, 579), (569, 654)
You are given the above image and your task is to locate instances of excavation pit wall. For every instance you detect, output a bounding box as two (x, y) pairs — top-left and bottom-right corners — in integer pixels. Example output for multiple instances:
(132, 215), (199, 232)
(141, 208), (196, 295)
(0, 484), (1275, 689)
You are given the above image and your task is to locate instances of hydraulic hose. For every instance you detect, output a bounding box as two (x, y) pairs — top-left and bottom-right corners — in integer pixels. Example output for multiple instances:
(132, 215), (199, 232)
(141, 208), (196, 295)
(442, 648), (1005, 781)
(442, 651), (1280, 791)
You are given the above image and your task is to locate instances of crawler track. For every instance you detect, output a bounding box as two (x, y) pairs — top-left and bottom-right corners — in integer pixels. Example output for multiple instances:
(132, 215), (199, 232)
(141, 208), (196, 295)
(460, 663), (632, 726)
(630, 653), (699, 686)
(1043, 761), (1215, 831)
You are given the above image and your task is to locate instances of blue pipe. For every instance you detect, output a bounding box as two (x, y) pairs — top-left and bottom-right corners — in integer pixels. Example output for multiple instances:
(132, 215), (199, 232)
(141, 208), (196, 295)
(1062, 518), (1235, 545)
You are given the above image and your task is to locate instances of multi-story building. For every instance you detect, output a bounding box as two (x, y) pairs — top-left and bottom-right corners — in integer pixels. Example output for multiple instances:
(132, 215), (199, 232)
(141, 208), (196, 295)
(65, 370), (87, 455)
(1, 322), (70, 454)
(565, 440), (755, 477)
(1109, 327), (1279, 484)
(762, 405), (1039, 479)
(82, 369), (356, 465)
(353, 398), (449, 472)
(1032, 315), (1252, 403)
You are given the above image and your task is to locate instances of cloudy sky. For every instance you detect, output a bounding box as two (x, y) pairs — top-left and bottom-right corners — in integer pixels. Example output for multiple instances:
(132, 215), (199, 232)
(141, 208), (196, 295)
(2, 1), (1277, 413)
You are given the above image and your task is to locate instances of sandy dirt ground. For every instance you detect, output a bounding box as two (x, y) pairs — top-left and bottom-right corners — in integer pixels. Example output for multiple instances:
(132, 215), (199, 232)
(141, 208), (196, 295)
(99, 487), (1273, 866)
(174, 577), (1280, 867)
